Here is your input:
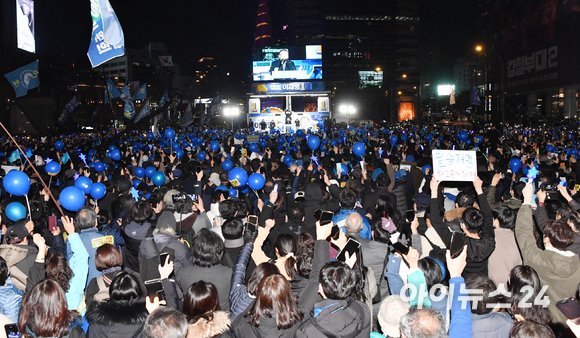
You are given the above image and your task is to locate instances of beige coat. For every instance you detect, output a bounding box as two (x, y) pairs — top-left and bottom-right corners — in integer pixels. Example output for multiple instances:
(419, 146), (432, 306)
(488, 228), (522, 286)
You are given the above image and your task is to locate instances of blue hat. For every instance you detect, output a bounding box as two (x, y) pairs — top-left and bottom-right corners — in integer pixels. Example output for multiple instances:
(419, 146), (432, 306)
(405, 155), (415, 163)
(430, 257), (447, 280)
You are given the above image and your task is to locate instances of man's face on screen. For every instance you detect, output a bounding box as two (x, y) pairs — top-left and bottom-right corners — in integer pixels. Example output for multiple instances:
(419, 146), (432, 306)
(279, 50), (289, 60)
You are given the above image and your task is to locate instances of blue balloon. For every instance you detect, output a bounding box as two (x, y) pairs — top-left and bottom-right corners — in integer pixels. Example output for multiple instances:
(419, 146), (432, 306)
(287, 136), (295, 144)
(89, 162), (95, 168)
(6, 202), (27, 222)
(353, 142), (366, 157)
(108, 145), (116, 151)
(215, 185), (228, 192)
(55, 141), (64, 151)
(229, 188), (238, 198)
(172, 143), (181, 151)
(209, 141), (220, 152)
(308, 135), (320, 150)
(249, 143), (259, 153)
(390, 135), (398, 146)
(222, 160), (233, 171)
(94, 162), (105, 173)
(111, 149), (121, 161)
(195, 137), (203, 145)
(322, 139), (328, 146)
(133, 179), (142, 189)
(152, 171), (166, 187)
(175, 149), (184, 158)
(164, 128), (175, 139)
(228, 168), (248, 187)
(198, 151), (206, 161)
(60, 186), (86, 212)
(466, 139), (472, 145)
(510, 158), (521, 173)
(278, 136), (285, 144)
(145, 166), (156, 178)
(296, 130), (304, 137)
(474, 135), (483, 145)
(75, 176), (93, 194)
(401, 135), (408, 142)
(259, 141), (267, 148)
(330, 140), (337, 146)
(458, 131), (468, 141)
(3, 170), (30, 196)
(283, 155), (293, 165)
(45, 161), (61, 176)
(135, 167), (145, 178)
(248, 173), (265, 190)
(90, 182), (106, 200)
(147, 132), (154, 140)
(425, 134), (434, 142)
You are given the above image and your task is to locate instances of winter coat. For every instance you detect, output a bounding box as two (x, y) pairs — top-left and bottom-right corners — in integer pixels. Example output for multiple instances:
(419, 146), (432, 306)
(179, 264), (232, 312)
(486, 185), (522, 211)
(0, 244), (38, 290)
(294, 298), (371, 338)
(471, 311), (513, 338)
(391, 183), (408, 219)
(362, 186), (397, 216)
(139, 232), (192, 281)
(229, 243), (255, 320)
(302, 183), (339, 236)
(86, 298), (148, 338)
(487, 228), (522, 287)
(0, 277), (23, 323)
(122, 221), (153, 272)
(186, 311), (231, 338)
(516, 205), (580, 324)
(73, 228), (113, 289)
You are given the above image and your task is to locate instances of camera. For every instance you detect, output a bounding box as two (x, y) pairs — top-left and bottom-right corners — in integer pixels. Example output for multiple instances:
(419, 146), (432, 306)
(542, 184), (559, 200)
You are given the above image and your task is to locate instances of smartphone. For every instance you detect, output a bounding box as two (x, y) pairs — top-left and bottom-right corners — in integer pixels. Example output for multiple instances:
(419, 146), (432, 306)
(557, 298), (580, 325)
(48, 216), (57, 232)
(189, 194), (198, 202)
(336, 163), (343, 173)
(313, 209), (322, 221)
(450, 231), (466, 259)
(327, 225), (341, 241)
(272, 183), (279, 193)
(4, 324), (19, 338)
(336, 238), (361, 262)
(159, 253), (170, 267)
(320, 210), (334, 226)
(248, 215), (259, 229)
(144, 279), (165, 302)
(195, 165), (202, 173)
(392, 242), (409, 255)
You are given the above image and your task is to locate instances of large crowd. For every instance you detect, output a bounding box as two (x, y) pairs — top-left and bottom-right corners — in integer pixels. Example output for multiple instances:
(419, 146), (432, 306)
(0, 121), (579, 338)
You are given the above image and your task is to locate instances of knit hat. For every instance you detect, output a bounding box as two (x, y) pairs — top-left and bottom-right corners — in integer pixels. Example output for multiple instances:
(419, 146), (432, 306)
(378, 295), (410, 337)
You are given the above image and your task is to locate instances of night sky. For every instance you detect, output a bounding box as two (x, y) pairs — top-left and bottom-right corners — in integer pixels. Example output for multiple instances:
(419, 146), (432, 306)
(29, 0), (479, 81)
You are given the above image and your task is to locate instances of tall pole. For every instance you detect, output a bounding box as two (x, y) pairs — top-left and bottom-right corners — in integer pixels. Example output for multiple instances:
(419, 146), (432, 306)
(500, 56), (505, 132)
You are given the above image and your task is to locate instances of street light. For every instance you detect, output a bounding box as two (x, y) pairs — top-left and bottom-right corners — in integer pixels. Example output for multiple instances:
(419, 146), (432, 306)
(223, 106), (240, 131)
(402, 74), (407, 78)
(339, 104), (356, 126)
(476, 45), (504, 128)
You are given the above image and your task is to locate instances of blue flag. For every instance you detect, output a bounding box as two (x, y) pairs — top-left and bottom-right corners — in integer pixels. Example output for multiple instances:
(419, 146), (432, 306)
(124, 100), (136, 119)
(133, 83), (147, 100)
(8, 150), (21, 164)
(87, 0), (125, 67)
(120, 84), (132, 101)
(105, 78), (120, 103)
(180, 103), (193, 127)
(134, 100), (150, 123)
(61, 152), (71, 164)
(91, 107), (99, 123)
(4, 60), (40, 98)
(159, 90), (169, 107)
(58, 96), (78, 125)
(471, 87), (481, 106)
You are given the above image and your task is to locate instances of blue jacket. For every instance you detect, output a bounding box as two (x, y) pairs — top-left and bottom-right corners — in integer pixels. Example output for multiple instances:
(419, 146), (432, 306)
(0, 277), (23, 323)
(332, 209), (372, 240)
(67, 228), (114, 289)
(229, 242), (255, 320)
(449, 277), (473, 338)
(65, 233), (89, 316)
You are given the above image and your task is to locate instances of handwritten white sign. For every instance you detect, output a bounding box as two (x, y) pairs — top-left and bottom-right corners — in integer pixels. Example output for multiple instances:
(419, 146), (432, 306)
(432, 150), (477, 181)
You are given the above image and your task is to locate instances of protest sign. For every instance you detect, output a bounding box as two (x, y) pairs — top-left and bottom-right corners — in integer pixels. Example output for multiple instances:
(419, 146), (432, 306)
(433, 150), (477, 181)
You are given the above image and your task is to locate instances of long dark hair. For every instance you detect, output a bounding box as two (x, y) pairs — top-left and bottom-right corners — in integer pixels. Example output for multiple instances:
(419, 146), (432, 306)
(246, 274), (303, 329)
(247, 263), (280, 297)
(183, 281), (220, 324)
(45, 254), (73, 293)
(507, 265), (552, 324)
(109, 271), (144, 301)
(373, 195), (401, 223)
(19, 280), (80, 338)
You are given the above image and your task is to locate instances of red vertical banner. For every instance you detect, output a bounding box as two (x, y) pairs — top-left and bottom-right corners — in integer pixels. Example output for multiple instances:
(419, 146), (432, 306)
(399, 102), (414, 121)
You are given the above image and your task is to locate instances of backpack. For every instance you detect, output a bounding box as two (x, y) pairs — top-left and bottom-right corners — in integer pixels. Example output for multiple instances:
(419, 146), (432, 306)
(94, 275), (110, 302)
(139, 237), (176, 283)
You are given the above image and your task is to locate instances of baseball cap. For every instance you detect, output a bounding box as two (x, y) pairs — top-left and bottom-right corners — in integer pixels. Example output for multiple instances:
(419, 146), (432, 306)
(172, 169), (182, 178)
(414, 193), (430, 207)
(6, 223), (30, 241)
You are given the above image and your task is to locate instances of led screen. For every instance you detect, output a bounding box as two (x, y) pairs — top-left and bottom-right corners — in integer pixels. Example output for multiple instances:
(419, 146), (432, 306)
(359, 71), (383, 89)
(16, 0), (35, 53)
(253, 45), (322, 81)
(437, 85), (455, 96)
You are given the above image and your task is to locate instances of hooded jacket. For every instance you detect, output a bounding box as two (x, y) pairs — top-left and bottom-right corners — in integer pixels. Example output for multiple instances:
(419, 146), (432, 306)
(516, 204), (580, 324)
(139, 232), (192, 281)
(122, 221), (153, 272)
(294, 298), (371, 338)
(186, 311), (231, 338)
(302, 183), (324, 236)
(86, 298), (148, 338)
(0, 244), (38, 290)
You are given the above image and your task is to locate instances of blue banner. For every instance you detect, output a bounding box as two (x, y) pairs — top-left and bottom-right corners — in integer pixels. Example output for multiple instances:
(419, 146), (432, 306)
(471, 87), (481, 106)
(4, 60), (40, 98)
(91, 107), (99, 122)
(133, 83), (147, 100)
(120, 84), (131, 101)
(251, 81), (326, 94)
(134, 101), (150, 123)
(159, 89), (169, 106)
(58, 96), (78, 125)
(105, 78), (120, 103)
(87, 0), (125, 68)
(124, 100), (136, 119)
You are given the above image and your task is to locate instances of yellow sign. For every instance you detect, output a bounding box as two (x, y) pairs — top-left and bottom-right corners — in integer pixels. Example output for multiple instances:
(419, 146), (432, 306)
(91, 235), (114, 248)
